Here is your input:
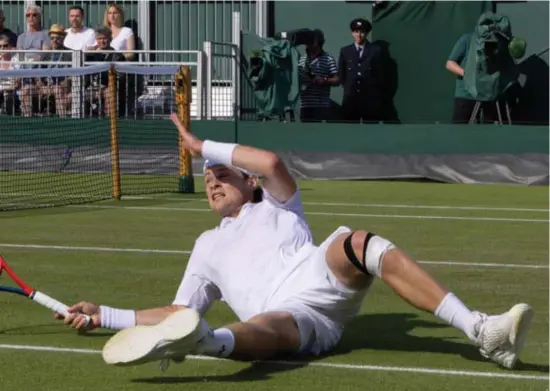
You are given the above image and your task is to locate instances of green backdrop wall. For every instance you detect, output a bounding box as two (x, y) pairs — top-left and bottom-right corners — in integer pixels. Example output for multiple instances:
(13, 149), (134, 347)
(371, 1), (492, 124)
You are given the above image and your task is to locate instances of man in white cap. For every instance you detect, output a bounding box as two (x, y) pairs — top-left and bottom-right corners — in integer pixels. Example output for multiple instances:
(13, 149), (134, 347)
(60, 113), (533, 371)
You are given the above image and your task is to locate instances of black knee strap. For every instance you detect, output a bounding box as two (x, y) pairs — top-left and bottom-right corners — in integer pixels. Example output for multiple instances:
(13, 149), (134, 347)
(343, 232), (375, 276)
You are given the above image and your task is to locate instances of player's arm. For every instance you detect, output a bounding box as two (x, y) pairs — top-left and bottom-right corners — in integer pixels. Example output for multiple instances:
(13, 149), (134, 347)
(58, 302), (186, 329)
(61, 236), (219, 330)
(170, 114), (297, 203)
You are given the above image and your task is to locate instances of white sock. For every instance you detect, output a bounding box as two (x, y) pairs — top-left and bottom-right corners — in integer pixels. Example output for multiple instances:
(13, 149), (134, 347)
(197, 327), (235, 358)
(434, 293), (478, 340)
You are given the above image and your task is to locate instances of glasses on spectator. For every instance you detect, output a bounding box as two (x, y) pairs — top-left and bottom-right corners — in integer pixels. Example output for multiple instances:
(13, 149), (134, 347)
(50, 35), (63, 40)
(26, 13), (38, 18)
(0, 44), (8, 48)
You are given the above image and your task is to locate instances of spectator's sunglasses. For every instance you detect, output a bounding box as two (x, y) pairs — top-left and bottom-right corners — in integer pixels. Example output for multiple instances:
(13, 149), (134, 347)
(0, 43), (8, 49)
(50, 35), (64, 41)
(26, 12), (38, 18)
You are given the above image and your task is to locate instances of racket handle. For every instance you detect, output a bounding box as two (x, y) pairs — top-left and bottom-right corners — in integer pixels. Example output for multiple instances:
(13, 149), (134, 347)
(33, 291), (93, 329)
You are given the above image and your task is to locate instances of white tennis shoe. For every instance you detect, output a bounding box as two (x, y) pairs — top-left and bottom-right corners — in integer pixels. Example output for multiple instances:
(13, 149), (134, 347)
(102, 308), (208, 368)
(475, 303), (534, 369)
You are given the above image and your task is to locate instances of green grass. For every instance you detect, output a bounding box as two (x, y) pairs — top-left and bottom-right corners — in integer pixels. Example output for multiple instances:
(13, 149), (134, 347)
(0, 180), (548, 390)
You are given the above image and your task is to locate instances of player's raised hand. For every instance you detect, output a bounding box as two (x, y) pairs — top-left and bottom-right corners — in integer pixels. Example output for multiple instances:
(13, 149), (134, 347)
(169, 113), (203, 157)
(54, 301), (101, 330)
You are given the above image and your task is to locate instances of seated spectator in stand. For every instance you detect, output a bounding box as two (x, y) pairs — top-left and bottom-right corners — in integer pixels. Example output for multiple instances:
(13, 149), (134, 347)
(20, 25), (72, 117)
(85, 26), (125, 117)
(298, 29), (339, 122)
(104, 3), (135, 61)
(0, 9), (17, 47)
(15, 4), (50, 116)
(16, 5), (50, 62)
(41, 25), (72, 117)
(0, 34), (20, 114)
(64, 5), (96, 51)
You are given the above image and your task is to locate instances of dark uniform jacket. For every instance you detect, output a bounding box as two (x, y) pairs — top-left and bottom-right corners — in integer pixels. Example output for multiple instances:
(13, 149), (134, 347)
(338, 42), (386, 122)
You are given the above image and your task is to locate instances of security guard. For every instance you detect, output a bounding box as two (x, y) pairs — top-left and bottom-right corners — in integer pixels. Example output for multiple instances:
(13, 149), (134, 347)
(338, 18), (386, 123)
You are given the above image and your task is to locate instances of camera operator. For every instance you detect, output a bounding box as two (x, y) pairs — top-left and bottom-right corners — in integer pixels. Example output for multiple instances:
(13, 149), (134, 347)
(298, 29), (339, 122)
(446, 32), (516, 124)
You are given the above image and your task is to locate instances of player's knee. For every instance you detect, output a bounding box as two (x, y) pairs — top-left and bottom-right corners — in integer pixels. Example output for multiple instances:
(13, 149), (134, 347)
(348, 230), (396, 278)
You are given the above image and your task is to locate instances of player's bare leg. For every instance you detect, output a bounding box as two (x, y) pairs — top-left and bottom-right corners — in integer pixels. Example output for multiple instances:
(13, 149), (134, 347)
(324, 230), (534, 369)
(220, 312), (301, 360)
(101, 308), (301, 367)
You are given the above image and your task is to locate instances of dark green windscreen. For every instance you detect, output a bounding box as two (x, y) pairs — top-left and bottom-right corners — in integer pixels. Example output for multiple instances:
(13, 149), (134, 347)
(371, 1), (492, 124)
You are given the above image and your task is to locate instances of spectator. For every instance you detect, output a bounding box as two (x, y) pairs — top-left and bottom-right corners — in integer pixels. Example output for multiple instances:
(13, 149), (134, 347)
(64, 5), (96, 51)
(0, 9), (17, 47)
(19, 25), (72, 118)
(297, 29), (339, 122)
(16, 4), (50, 62)
(338, 18), (386, 123)
(104, 3), (135, 61)
(85, 26), (126, 117)
(35, 24), (72, 117)
(0, 34), (19, 70)
(0, 34), (20, 114)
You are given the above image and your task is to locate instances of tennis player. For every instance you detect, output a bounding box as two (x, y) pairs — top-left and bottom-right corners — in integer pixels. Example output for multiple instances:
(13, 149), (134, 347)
(60, 113), (533, 370)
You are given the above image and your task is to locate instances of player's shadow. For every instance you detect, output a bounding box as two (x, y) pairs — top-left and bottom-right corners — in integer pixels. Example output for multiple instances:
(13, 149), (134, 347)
(336, 313), (548, 373)
(132, 361), (308, 384)
(335, 312), (482, 359)
(0, 322), (115, 337)
(132, 312), (548, 384)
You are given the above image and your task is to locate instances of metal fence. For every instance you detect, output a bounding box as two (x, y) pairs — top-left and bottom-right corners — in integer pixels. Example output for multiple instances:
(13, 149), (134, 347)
(0, 49), (204, 119)
(0, 2), (250, 121)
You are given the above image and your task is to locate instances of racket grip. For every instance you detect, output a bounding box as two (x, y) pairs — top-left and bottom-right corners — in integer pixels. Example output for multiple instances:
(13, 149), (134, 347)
(33, 291), (92, 329)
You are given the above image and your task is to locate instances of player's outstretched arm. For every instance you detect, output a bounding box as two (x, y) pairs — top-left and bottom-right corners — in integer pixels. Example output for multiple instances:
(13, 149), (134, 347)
(56, 301), (186, 330)
(170, 113), (296, 203)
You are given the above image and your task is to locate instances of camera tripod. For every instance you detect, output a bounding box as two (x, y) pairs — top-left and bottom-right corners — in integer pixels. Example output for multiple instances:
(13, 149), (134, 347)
(468, 99), (512, 125)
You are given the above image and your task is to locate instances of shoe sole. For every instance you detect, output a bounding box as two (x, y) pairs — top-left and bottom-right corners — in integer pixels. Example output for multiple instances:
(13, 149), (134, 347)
(506, 303), (534, 369)
(102, 308), (201, 366)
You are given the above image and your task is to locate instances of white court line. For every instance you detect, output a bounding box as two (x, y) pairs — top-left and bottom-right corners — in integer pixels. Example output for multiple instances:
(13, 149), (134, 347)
(0, 243), (191, 255)
(4, 193), (546, 213)
(124, 196), (550, 213)
(0, 344), (546, 381)
(0, 243), (547, 269)
(66, 205), (548, 223)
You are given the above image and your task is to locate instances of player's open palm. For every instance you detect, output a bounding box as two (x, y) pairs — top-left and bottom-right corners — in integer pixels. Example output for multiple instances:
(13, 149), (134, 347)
(54, 301), (101, 330)
(169, 113), (203, 157)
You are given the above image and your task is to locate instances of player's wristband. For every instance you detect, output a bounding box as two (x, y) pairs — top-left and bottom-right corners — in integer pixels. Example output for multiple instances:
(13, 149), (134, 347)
(202, 140), (237, 166)
(99, 305), (136, 330)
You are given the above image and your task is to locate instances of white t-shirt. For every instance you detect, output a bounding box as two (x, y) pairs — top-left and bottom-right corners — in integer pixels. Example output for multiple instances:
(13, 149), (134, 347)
(110, 26), (133, 51)
(172, 188), (316, 321)
(64, 26), (96, 50)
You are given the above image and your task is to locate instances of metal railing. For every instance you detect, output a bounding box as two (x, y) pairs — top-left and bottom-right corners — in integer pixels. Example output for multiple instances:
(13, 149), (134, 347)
(0, 48), (206, 119)
(0, 10), (244, 121)
(202, 11), (241, 121)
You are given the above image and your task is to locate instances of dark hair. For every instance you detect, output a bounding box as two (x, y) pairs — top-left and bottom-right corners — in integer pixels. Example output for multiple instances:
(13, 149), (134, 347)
(69, 5), (84, 16)
(252, 187), (263, 203)
(242, 173), (263, 203)
(95, 25), (112, 39)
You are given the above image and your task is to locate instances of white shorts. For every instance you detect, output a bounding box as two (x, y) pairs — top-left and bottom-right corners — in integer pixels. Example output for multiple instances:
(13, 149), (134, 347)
(263, 226), (373, 355)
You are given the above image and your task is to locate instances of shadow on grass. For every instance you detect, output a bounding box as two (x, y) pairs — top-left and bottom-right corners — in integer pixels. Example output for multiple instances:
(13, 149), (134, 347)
(0, 323), (115, 338)
(131, 312), (549, 384)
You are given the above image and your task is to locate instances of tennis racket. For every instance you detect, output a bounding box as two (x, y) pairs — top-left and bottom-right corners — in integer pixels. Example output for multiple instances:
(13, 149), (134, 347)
(0, 254), (93, 330)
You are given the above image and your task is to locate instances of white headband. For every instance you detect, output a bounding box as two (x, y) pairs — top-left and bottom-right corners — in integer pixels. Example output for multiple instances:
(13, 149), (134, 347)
(202, 159), (255, 176)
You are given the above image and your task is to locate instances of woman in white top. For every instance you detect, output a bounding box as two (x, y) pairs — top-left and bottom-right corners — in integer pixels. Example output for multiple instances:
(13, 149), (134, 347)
(103, 3), (135, 61)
